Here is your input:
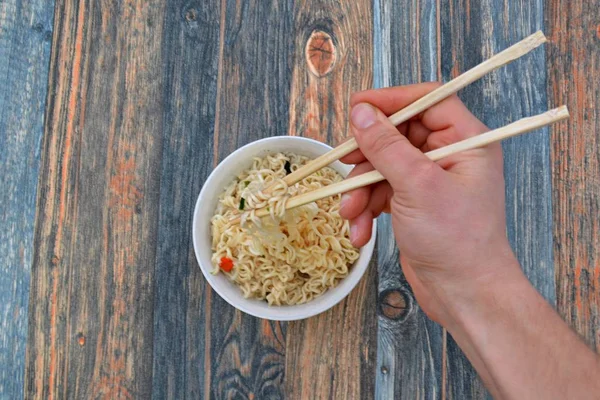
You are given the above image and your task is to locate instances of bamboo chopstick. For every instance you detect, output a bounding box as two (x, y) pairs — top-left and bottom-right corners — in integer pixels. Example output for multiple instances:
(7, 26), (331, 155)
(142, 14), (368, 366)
(234, 106), (568, 222)
(261, 31), (547, 195)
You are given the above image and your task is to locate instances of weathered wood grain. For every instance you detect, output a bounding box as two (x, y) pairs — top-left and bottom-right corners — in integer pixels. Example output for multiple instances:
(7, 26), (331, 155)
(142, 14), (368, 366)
(150, 1), (221, 399)
(0, 0), (54, 397)
(547, 0), (600, 351)
(208, 1), (295, 399)
(214, 0), (295, 158)
(439, 1), (553, 398)
(17, 1), (594, 399)
(373, 1), (445, 399)
(25, 0), (165, 398)
(284, 1), (376, 399)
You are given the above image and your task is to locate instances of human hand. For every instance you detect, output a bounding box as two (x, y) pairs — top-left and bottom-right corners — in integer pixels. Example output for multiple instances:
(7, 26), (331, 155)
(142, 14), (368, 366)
(340, 83), (521, 325)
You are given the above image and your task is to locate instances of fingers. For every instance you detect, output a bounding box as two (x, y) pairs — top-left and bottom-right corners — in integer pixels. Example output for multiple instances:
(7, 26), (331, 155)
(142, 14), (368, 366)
(349, 209), (373, 247)
(420, 95), (488, 136)
(342, 179), (392, 220)
(421, 125), (465, 153)
(350, 82), (443, 115)
(340, 162), (374, 220)
(406, 120), (432, 149)
(340, 148), (367, 164)
(347, 182), (393, 247)
(341, 120), (415, 165)
(350, 83), (488, 141)
(340, 162), (392, 247)
(367, 182), (393, 218)
(350, 103), (438, 190)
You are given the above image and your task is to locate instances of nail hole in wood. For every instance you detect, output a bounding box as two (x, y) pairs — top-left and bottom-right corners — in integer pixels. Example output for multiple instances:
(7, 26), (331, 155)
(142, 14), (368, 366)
(76, 332), (85, 346)
(185, 9), (197, 22)
(305, 30), (336, 77)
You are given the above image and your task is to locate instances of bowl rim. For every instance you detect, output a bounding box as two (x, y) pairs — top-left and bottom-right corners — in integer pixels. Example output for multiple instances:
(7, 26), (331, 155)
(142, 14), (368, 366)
(192, 136), (377, 320)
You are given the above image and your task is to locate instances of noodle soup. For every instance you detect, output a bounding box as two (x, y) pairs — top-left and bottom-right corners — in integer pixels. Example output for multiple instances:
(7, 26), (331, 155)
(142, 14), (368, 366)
(211, 152), (359, 306)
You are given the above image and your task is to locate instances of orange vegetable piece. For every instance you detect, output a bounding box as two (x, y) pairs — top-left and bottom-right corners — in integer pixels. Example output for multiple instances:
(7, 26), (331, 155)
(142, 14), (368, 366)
(219, 257), (234, 272)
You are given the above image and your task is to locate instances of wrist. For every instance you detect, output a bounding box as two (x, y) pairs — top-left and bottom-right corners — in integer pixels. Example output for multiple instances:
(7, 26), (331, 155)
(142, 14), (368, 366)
(433, 251), (528, 332)
(435, 256), (600, 400)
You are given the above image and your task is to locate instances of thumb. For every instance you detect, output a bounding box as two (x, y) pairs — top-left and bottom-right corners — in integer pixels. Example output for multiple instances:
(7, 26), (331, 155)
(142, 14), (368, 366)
(350, 103), (437, 190)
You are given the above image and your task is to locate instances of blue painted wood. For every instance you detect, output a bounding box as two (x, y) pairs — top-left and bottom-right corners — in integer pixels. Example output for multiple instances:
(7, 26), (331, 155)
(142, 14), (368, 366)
(0, 1), (54, 398)
(150, 1), (221, 398)
(25, 1), (167, 397)
(439, 1), (554, 398)
(373, 1), (445, 398)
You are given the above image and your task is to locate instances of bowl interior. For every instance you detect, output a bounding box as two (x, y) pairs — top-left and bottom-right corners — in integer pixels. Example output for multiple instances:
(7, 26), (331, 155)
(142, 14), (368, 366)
(192, 136), (376, 321)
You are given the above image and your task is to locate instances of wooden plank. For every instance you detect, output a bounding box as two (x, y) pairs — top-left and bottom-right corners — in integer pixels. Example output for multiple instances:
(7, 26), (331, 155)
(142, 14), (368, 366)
(372, 1), (445, 399)
(547, 0), (600, 351)
(283, 1), (376, 399)
(150, 1), (221, 399)
(25, 0), (165, 397)
(439, 1), (553, 398)
(0, 0), (55, 397)
(205, 1), (295, 398)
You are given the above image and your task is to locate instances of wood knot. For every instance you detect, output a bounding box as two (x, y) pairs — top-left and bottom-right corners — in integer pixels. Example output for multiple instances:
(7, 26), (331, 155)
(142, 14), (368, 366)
(51, 255), (60, 265)
(305, 30), (336, 77)
(379, 288), (409, 320)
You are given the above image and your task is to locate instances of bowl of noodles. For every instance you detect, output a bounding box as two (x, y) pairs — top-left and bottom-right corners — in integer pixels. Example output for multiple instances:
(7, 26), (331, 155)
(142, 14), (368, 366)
(193, 136), (376, 321)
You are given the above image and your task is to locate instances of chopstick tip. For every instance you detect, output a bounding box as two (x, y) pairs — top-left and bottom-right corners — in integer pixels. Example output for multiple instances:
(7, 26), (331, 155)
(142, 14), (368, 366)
(531, 30), (547, 44)
(536, 30), (546, 37)
(556, 105), (570, 119)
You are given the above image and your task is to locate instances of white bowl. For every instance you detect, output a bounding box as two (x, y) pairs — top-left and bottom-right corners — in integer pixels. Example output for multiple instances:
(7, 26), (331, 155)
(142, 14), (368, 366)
(192, 136), (377, 321)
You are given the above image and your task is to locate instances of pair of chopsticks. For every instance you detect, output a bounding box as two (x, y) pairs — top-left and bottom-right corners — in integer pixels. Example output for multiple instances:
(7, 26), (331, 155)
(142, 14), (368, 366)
(232, 31), (568, 223)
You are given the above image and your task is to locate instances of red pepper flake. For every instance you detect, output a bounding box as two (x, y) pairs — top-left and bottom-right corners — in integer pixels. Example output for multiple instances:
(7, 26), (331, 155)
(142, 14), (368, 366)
(219, 257), (234, 272)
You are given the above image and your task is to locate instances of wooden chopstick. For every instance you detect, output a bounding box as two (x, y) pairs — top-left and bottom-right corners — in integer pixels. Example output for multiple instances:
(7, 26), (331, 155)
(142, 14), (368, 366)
(261, 31), (547, 195)
(236, 106), (568, 221)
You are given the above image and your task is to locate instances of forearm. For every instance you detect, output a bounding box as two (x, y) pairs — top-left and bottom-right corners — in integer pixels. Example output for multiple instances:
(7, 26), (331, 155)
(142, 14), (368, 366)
(443, 257), (600, 399)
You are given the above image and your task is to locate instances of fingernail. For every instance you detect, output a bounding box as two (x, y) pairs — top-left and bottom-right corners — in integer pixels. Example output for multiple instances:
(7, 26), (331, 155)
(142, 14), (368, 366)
(350, 223), (359, 245)
(351, 103), (377, 129)
(340, 194), (351, 212)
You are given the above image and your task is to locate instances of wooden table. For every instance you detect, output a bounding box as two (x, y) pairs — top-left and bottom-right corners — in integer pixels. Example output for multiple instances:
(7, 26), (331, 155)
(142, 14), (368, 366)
(1, 0), (598, 398)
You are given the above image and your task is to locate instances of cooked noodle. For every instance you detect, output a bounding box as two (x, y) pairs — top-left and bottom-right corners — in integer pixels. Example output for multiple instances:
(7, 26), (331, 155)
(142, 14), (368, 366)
(211, 152), (359, 306)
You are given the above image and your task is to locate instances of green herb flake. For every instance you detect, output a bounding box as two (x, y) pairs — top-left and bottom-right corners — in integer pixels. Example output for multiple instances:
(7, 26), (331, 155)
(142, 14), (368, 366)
(284, 161), (292, 175)
(244, 181), (250, 187)
(239, 197), (246, 210)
